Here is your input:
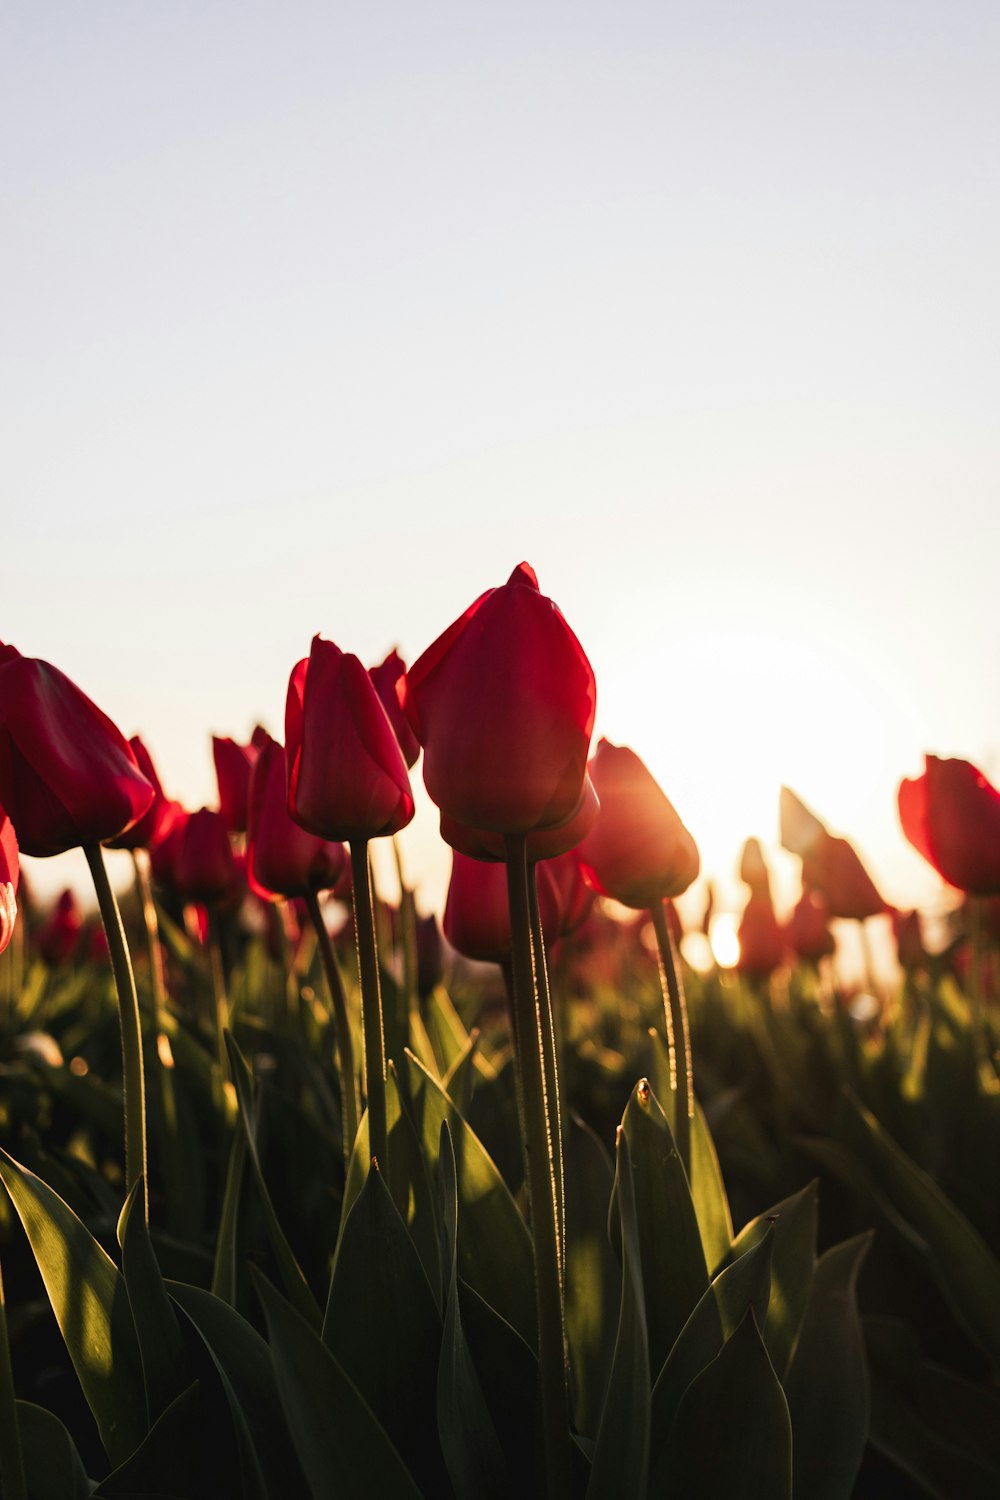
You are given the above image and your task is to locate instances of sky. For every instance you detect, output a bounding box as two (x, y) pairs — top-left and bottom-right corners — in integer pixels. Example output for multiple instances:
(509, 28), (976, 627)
(4, 2), (998, 925)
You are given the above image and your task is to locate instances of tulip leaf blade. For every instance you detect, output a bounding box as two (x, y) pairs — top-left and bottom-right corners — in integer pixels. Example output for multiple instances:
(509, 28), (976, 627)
(648, 1030), (733, 1273)
(727, 1178), (817, 1379)
(0, 1148), (147, 1465)
(117, 1177), (188, 1427)
(13, 1402), (91, 1500)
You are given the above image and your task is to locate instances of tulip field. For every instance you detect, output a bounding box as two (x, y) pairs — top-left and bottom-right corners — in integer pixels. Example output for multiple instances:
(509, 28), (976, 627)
(1, 569), (999, 1498)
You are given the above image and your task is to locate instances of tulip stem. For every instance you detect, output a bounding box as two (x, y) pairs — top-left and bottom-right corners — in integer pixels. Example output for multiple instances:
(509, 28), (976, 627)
(130, 850), (183, 1222)
(304, 890), (361, 1165)
(650, 899), (692, 1177)
(85, 843), (148, 1218)
(504, 833), (571, 1500)
(527, 867), (565, 1281)
(349, 840), (388, 1175)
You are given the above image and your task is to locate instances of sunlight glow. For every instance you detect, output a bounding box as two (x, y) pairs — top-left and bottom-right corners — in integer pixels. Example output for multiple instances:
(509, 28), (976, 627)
(709, 913), (741, 970)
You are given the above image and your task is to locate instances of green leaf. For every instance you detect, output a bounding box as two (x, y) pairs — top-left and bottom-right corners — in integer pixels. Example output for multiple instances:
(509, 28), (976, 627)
(436, 1120), (507, 1500)
(458, 1278), (537, 1493)
(840, 1090), (1000, 1369)
(14, 1402), (91, 1500)
(210, 1129), (247, 1304)
(785, 1232), (873, 1500)
(442, 1028), (480, 1114)
(323, 1162), (450, 1497)
(117, 1179), (187, 1426)
(564, 1112), (620, 1440)
(93, 1379), (240, 1498)
(655, 1308), (792, 1499)
(0, 1148), (147, 1465)
(404, 1050), (536, 1349)
(255, 1271), (423, 1500)
(614, 1080), (709, 1377)
(587, 1129), (649, 1499)
(224, 1032), (321, 1329)
(728, 1179), (817, 1378)
(649, 1222), (773, 1483)
(865, 1317), (1000, 1499)
(648, 1031), (733, 1274)
(425, 988), (472, 1075)
(168, 1280), (307, 1500)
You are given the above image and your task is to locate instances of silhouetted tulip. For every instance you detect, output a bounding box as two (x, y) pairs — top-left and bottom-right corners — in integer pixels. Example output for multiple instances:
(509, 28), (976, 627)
(739, 837), (772, 896)
(286, 637), (414, 841)
(248, 734), (348, 899)
(401, 563), (596, 834)
(369, 649), (420, 768)
(0, 642), (153, 856)
(802, 834), (888, 921)
(106, 736), (177, 853)
(578, 740), (699, 909)
(171, 807), (243, 906)
(779, 786), (828, 859)
(0, 804), (18, 955)
(898, 755), (1000, 895)
(737, 889), (785, 977)
(786, 889), (835, 961)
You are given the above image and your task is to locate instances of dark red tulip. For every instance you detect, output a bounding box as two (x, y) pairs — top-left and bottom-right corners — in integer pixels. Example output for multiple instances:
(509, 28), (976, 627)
(35, 888), (83, 965)
(369, 649), (420, 768)
(439, 775), (599, 863)
(247, 734), (348, 900)
(786, 889), (835, 961)
(171, 807), (243, 906)
(401, 563), (596, 835)
(106, 736), (177, 853)
(544, 850), (597, 938)
(737, 889), (786, 977)
(898, 755), (1000, 895)
(213, 734), (260, 836)
(0, 643), (153, 856)
(416, 913), (444, 999)
(802, 834), (888, 921)
(148, 801), (188, 887)
(443, 850), (562, 964)
(286, 637), (414, 842)
(577, 739), (699, 909)
(0, 804), (18, 955)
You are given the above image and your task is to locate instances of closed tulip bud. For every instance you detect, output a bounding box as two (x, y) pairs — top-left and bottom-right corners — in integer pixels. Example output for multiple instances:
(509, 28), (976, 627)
(739, 837), (772, 897)
(443, 849), (562, 964)
(286, 637), (414, 842)
(369, 649), (420, 768)
(578, 739), (700, 909)
(213, 734), (260, 836)
(0, 804), (18, 956)
(401, 563), (596, 835)
(35, 888), (83, 966)
(737, 889), (786, 977)
(106, 736), (177, 852)
(171, 807), (243, 906)
(544, 850), (596, 938)
(802, 834), (887, 922)
(898, 755), (1000, 895)
(786, 889), (835, 961)
(0, 642), (154, 856)
(247, 734), (348, 900)
(439, 775), (599, 863)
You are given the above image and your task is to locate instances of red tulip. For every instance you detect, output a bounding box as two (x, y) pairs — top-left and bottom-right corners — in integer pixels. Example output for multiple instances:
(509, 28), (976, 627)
(898, 755), (1000, 895)
(737, 889), (786, 977)
(247, 734), (348, 900)
(780, 785), (887, 920)
(0, 643), (153, 856)
(438, 775), (599, 863)
(369, 649), (420, 768)
(106, 736), (177, 853)
(170, 807), (243, 906)
(739, 837), (772, 897)
(0, 804), (18, 956)
(213, 734), (260, 836)
(401, 563), (596, 835)
(577, 739), (699, 909)
(35, 888), (83, 965)
(779, 786), (828, 859)
(286, 637), (414, 842)
(544, 850), (597, 938)
(786, 889), (835, 961)
(443, 849), (562, 964)
(892, 909), (926, 972)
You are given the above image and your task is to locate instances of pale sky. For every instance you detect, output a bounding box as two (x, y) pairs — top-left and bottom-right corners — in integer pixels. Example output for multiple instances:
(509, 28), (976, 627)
(4, 2), (998, 921)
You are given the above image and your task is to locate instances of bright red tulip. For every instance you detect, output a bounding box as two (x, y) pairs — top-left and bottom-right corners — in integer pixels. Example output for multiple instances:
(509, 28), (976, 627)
(443, 850), (562, 964)
(737, 889), (786, 977)
(401, 563), (596, 835)
(577, 739), (699, 909)
(786, 889), (835, 961)
(898, 755), (1000, 895)
(106, 736), (177, 853)
(286, 637), (414, 842)
(369, 649), (420, 769)
(0, 804), (18, 956)
(171, 807), (243, 906)
(213, 734), (260, 836)
(0, 643), (153, 856)
(247, 734), (348, 900)
(438, 775), (599, 863)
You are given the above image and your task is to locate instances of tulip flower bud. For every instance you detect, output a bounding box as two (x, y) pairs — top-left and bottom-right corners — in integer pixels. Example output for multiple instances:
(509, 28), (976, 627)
(171, 807), (243, 906)
(106, 736), (177, 853)
(787, 889), (835, 961)
(213, 734), (260, 836)
(737, 889), (786, 977)
(286, 637), (414, 842)
(898, 755), (1000, 895)
(443, 849), (562, 964)
(780, 785), (887, 921)
(247, 734), (348, 899)
(369, 649), (420, 768)
(401, 563), (596, 835)
(577, 739), (699, 910)
(0, 642), (154, 856)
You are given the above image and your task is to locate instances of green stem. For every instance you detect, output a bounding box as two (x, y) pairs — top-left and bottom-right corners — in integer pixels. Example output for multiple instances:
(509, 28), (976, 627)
(131, 850), (183, 1222)
(207, 909), (230, 1077)
(349, 840), (388, 1173)
(650, 899), (692, 1178)
(528, 866), (565, 1282)
(85, 843), (148, 1217)
(305, 889), (361, 1165)
(504, 832), (570, 1500)
(0, 1262), (27, 1500)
